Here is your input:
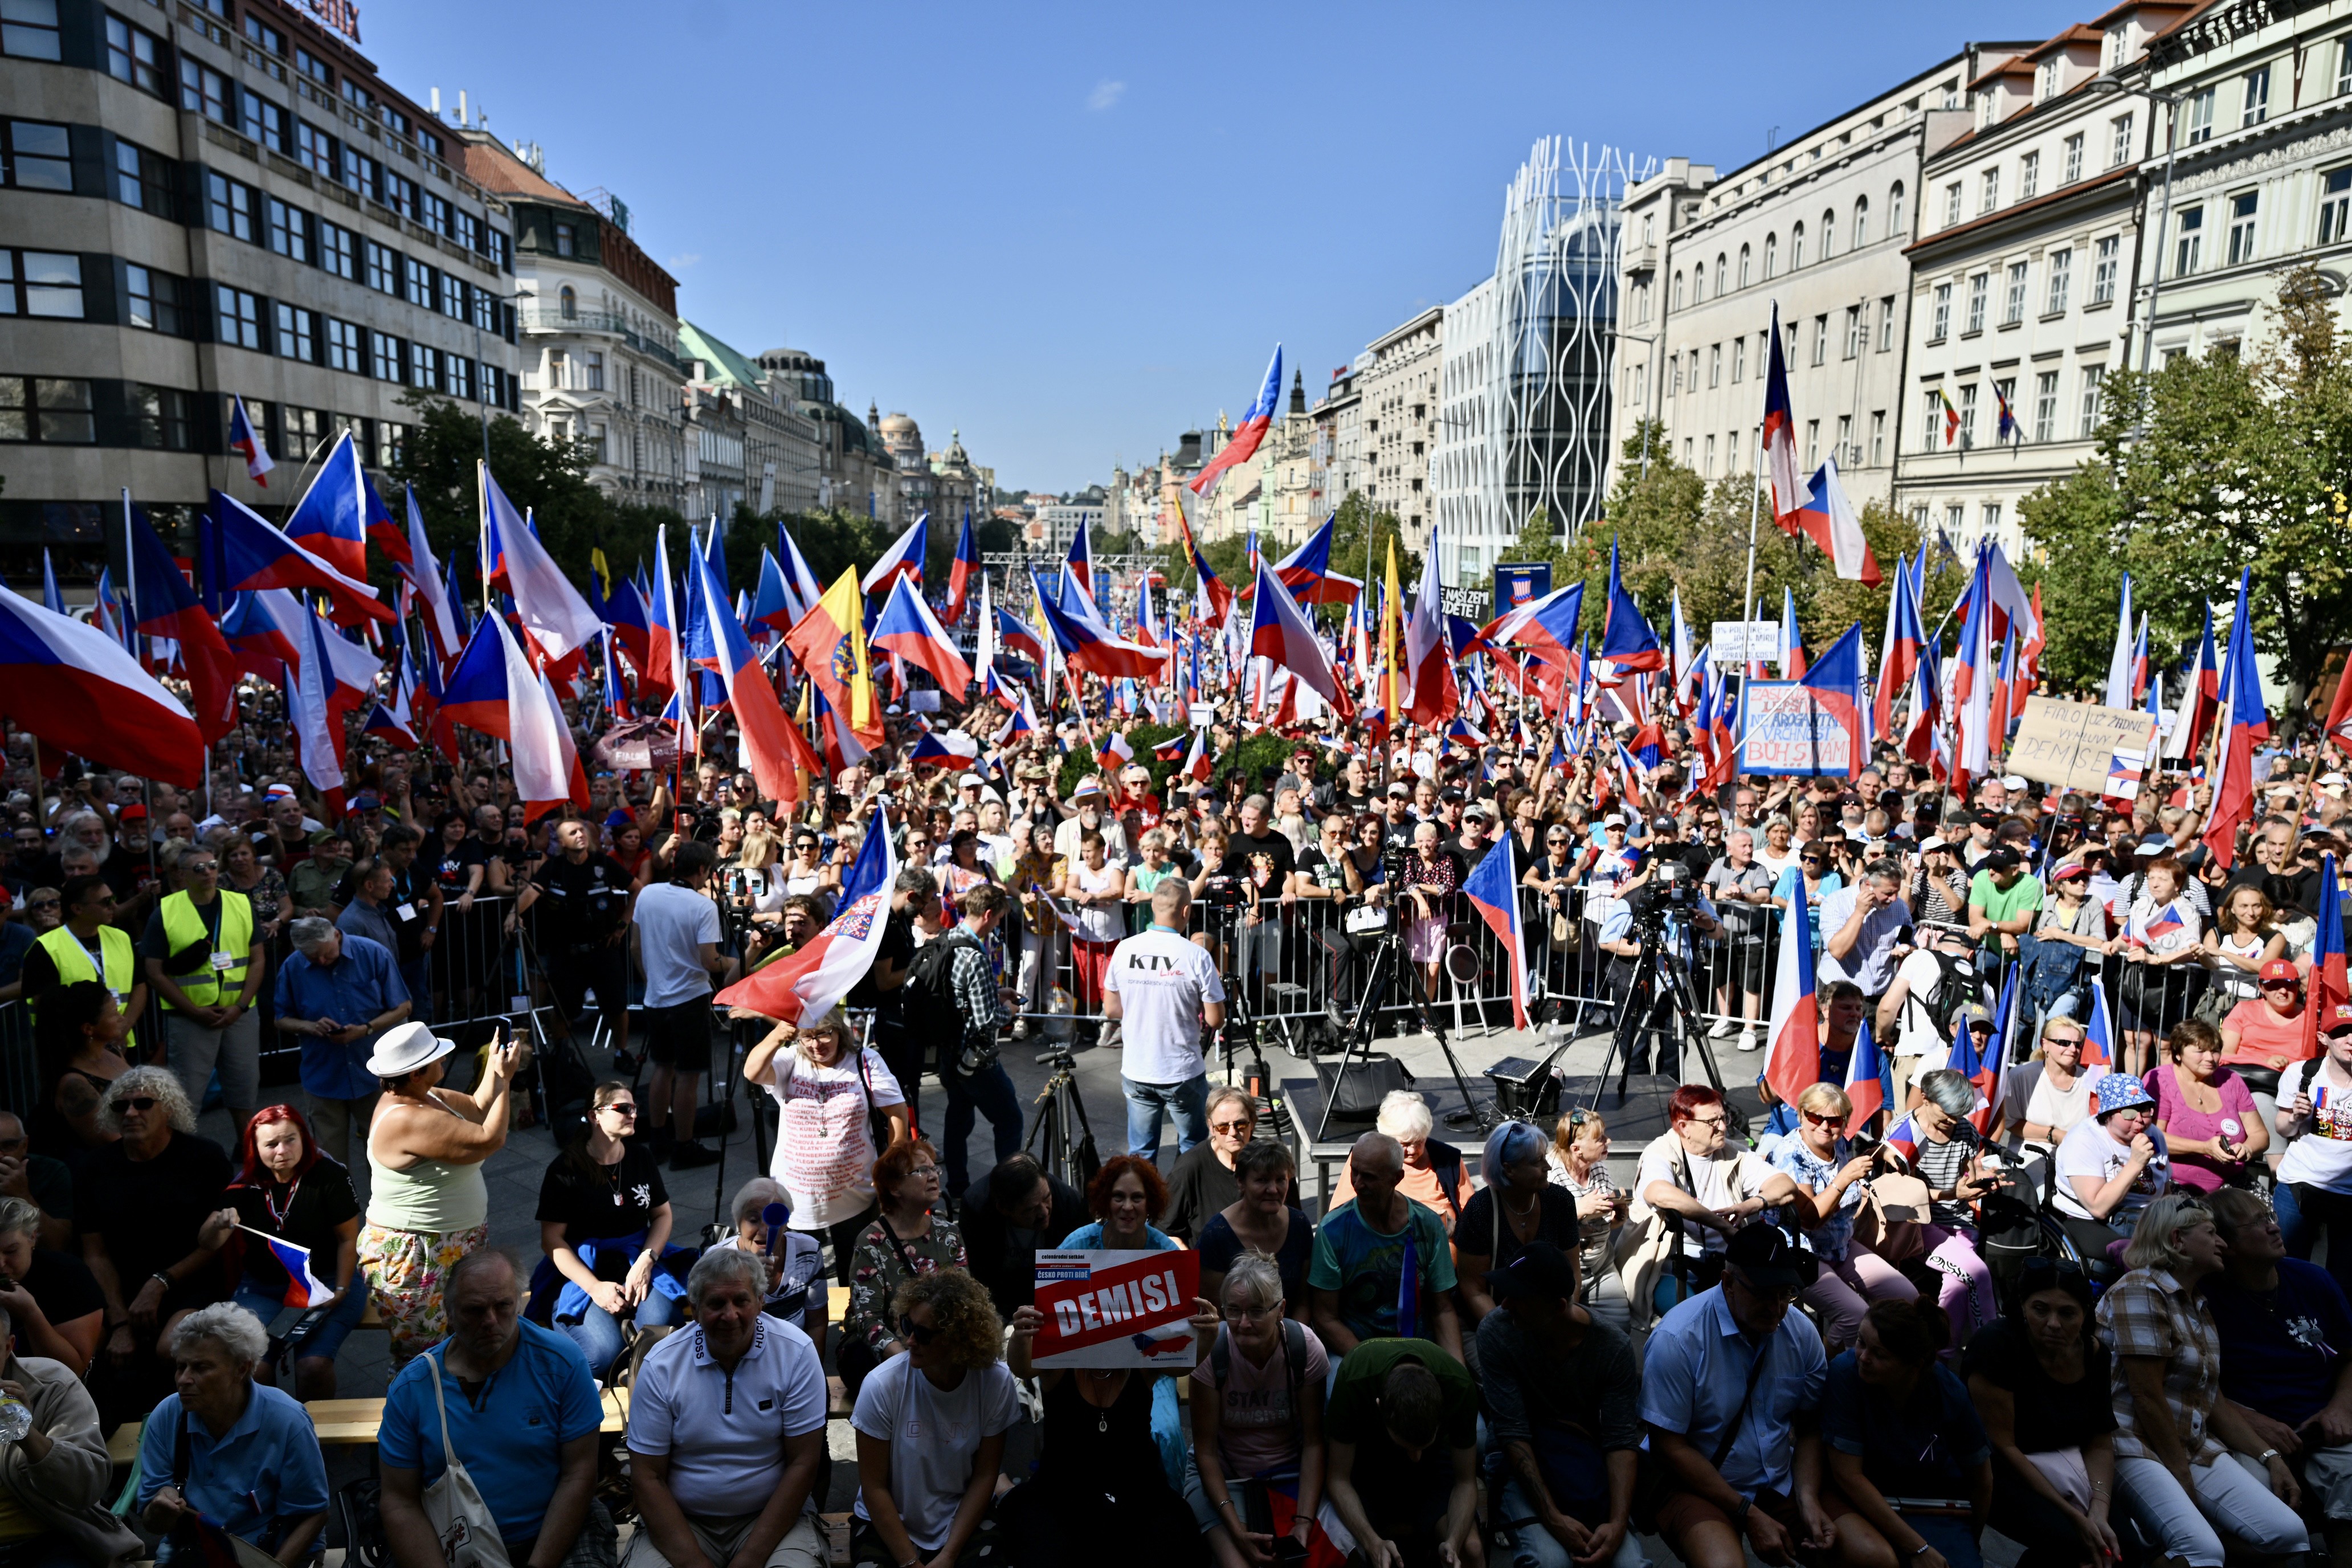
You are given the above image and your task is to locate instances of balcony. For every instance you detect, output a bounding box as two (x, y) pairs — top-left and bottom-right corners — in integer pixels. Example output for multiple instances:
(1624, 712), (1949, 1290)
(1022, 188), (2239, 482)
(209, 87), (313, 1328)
(520, 308), (685, 373)
(1622, 242), (1660, 274)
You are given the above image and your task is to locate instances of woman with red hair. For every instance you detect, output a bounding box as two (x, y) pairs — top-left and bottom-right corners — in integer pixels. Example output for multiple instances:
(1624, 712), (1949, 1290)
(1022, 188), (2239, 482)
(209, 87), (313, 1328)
(196, 1104), (363, 1399)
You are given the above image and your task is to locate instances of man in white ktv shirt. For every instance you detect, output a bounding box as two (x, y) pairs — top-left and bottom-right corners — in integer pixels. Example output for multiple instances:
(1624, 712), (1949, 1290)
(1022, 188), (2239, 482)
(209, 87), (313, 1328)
(1103, 878), (1227, 1162)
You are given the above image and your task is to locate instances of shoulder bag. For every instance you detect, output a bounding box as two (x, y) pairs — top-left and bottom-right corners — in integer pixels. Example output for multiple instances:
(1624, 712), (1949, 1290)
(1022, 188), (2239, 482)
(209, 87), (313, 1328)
(419, 1350), (513, 1568)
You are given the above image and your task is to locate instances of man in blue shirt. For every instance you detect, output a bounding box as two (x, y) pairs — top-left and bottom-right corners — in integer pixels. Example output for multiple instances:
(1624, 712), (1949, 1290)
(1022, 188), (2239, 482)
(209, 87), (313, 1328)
(379, 1247), (612, 1568)
(272, 916), (409, 1170)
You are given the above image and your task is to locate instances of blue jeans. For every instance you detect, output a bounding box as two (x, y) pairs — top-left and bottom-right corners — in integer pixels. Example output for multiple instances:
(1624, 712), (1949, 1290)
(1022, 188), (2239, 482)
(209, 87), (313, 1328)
(1494, 1476), (1647, 1568)
(942, 1060), (1024, 1191)
(234, 1280), (370, 1364)
(556, 1289), (679, 1373)
(401, 955), (433, 1023)
(1124, 1072), (1209, 1160)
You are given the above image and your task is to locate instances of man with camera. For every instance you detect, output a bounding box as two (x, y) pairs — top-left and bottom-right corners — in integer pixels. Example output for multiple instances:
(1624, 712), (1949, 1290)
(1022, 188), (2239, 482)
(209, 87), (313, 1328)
(1596, 857), (1724, 1077)
(1102, 879), (1226, 1160)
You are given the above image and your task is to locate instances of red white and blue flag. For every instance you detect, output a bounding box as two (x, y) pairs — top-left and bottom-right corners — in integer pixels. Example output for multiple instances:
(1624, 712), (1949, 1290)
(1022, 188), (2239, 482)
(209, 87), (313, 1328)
(1248, 558), (1353, 717)
(1762, 887), (1822, 1106)
(861, 512), (929, 597)
(1762, 302), (1803, 530)
(1790, 456), (1883, 585)
(1271, 514), (1363, 607)
(2172, 599), (2223, 761)
(227, 395), (273, 486)
(124, 496), (239, 744)
(687, 547), (805, 807)
(716, 809), (899, 1024)
(945, 509), (980, 624)
(480, 466), (602, 662)
(1796, 622), (1871, 778)
(1179, 725), (1212, 782)
(2308, 855), (2346, 1061)
(2199, 567), (2267, 868)
(2082, 981), (2117, 1069)
(210, 489), (392, 624)
(0, 580), (204, 785)
(1187, 345), (1282, 496)
(1843, 1020), (1892, 1128)
(1598, 538), (1663, 672)
(909, 729), (981, 771)
(1064, 515), (1095, 601)
(873, 574), (974, 695)
(997, 607), (1046, 668)
(440, 611), (589, 815)
(283, 431), (370, 581)
(1462, 837), (1529, 1029)
(1034, 570), (1167, 681)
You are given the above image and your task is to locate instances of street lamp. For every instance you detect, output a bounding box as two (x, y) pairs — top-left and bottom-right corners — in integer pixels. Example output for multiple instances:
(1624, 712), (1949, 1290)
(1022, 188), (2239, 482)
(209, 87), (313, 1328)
(2089, 70), (2187, 377)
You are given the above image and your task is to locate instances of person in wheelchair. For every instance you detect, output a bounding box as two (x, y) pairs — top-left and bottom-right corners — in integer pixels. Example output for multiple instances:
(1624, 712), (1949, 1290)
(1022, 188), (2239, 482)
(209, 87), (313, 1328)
(2049, 1074), (2172, 1276)
(2203, 1186), (2352, 1568)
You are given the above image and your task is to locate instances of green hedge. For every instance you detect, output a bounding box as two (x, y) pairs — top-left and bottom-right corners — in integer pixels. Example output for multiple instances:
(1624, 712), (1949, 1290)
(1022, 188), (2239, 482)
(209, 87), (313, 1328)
(1052, 724), (1320, 801)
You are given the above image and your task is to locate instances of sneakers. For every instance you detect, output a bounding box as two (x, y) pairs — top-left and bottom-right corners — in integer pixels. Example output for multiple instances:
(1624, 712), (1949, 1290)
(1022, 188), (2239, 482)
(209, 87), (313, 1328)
(1010, 1019), (1031, 1042)
(669, 1141), (721, 1169)
(1707, 1017), (1736, 1040)
(1737, 1030), (1761, 1052)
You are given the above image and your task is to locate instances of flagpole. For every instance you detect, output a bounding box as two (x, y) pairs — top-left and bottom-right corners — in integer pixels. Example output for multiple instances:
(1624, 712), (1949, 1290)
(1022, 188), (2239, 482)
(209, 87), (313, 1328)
(123, 488), (158, 885)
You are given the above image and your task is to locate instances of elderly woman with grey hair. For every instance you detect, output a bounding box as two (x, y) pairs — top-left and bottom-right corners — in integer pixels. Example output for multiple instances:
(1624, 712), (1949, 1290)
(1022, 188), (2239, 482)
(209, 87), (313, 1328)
(706, 1177), (828, 1337)
(78, 1065), (230, 1379)
(0, 1294), (142, 1565)
(1905, 1067), (2003, 1347)
(136, 1304), (329, 1565)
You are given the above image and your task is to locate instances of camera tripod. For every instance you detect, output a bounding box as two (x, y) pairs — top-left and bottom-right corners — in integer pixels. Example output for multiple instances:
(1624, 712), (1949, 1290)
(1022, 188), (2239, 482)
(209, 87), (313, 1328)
(1023, 1042), (1101, 1192)
(1582, 915), (1740, 1132)
(1199, 894), (1295, 1141)
(1316, 919), (1494, 1142)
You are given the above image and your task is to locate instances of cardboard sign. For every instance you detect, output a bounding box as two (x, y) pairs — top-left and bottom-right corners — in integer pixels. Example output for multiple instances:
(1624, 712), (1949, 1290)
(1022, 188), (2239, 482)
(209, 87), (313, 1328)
(1030, 1249), (1200, 1369)
(2005, 697), (2159, 793)
(1736, 680), (1856, 777)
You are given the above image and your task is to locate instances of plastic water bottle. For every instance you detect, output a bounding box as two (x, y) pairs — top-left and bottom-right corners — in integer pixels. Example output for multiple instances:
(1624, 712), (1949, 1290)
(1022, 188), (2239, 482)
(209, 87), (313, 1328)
(0, 1392), (33, 1442)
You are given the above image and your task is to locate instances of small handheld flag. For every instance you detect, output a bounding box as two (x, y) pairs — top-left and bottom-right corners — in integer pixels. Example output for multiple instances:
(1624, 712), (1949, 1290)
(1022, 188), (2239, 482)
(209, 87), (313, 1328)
(236, 1222), (333, 1309)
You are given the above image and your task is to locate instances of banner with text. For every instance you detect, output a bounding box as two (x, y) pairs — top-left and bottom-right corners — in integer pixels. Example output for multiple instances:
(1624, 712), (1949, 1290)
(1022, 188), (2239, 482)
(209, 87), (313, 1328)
(2005, 697), (2160, 794)
(1030, 1248), (1200, 1369)
(1492, 562), (1552, 616)
(1737, 680), (1856, 777)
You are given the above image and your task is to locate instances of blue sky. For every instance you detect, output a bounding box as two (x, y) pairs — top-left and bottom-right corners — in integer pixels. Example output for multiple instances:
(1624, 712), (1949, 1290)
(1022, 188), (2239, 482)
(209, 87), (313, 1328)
(364, 2), (2072, 496)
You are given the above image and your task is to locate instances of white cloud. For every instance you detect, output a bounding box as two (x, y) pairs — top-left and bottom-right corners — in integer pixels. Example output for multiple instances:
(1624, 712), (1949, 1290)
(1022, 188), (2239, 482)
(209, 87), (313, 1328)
(668, 252), (701, 269)
(1087, 80), (1125, 112)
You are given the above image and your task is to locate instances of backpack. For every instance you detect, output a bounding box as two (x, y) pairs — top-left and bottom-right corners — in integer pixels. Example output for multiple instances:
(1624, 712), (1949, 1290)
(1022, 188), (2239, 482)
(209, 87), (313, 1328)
(901, 927), (978, 1043)
(1919, 950), (1981, 1046)
(1209, 1317), (1310, 1419)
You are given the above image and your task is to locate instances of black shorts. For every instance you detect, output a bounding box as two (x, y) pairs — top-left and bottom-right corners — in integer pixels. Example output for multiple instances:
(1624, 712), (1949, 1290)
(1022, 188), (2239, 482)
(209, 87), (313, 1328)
(643, 994), (715, 1075)
(546, 943), (629, 1023)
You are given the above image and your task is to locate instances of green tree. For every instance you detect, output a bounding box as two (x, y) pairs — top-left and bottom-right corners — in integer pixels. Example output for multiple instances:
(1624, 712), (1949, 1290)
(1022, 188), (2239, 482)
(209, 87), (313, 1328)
(1324, 491), (1420, 595)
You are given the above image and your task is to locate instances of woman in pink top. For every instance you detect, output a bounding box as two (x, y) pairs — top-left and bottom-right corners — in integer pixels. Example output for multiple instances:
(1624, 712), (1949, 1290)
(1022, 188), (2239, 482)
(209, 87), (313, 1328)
(2145, 1018), (2267, 1193)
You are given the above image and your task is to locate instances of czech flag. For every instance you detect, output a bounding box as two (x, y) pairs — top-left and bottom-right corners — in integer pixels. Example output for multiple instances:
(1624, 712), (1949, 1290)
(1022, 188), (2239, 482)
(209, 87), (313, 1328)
(2103, 574), (2138, 710)
(399, 487), (466, 671)
(643, 529), (681, 707)
(0, 581), (203, 785)
(281, 430), (370, 581)
(993, 687), (1040, 745)
(122, 496), (238, 744)
(440, 612), (589, 815)
(1762, 891), (1822, 1108)
(716, 811), (899, 1024)
(689, 548), (807, 807)
(1187, 345), (1281, 495)
(1762, 301), (1802, 530)
(872, 574), (974, 695)
(1779, 586), (1807, 679)
(1950, 546), (1996, 797)
(2173, 599), (2223, 761)
(1947, 971), (2006, 1135)
(2199, 567), (2267, 868)
(1462, 836), (1529, 1029)
(945, 509), (980, 624)
(1033, 569), (1167, 681)
(2082, 980), (2117, 1069)
(1796, 623), (1870, 778)
(1790, 456), (1883, 585)
(2308, 855), (2346, 1062)
(1874, 551), (1922, 739)
(210, 489), (392, 624)
(1271, 514), (1363, 606)
(1179, 725), (1212, 782)
(480, 465), (603, 662)
(227, 394), (273, 486)
(1247, 558), (1353, 717)
(363, 656), (420, 750)
(1843, 1020), (1892, 1128)
(1150, 733), (1188, 762)
(1097, 730), (1134, 774)
(909, 729), (981, 771)
(1598, 537), (1662, 672)
(1401, 546), (1453, 726)
(1064, 515), (1095, 601)
(1175, 499), (1233, 626)
(861, 512), (929, 597)
(997, 607), (1046, 668)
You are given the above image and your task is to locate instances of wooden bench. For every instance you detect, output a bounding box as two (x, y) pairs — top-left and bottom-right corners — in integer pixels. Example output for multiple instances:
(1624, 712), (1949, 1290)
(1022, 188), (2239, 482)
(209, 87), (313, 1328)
(107, 1387), (632, 1462)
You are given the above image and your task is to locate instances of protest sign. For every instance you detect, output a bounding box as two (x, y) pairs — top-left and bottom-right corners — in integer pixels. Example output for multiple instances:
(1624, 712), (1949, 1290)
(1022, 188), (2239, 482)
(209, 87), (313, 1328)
(1029, 1248), (1200, 1369)
(1736, 681), (1856, 776)
(1492, 562), (1552, 614)
(2006, 697), (2159, 793)
(1711, 620), (1783, 665)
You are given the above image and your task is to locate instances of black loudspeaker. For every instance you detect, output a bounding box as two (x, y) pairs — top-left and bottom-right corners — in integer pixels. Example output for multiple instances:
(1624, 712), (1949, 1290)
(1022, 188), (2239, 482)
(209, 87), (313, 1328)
(1311, 1054), (1414, 1121)
(1483, 1055), (1562, 1120)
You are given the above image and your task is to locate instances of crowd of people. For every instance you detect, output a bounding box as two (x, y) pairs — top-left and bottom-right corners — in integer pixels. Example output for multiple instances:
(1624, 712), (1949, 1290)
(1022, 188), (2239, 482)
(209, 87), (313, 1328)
(0, 670), (2340, 1568)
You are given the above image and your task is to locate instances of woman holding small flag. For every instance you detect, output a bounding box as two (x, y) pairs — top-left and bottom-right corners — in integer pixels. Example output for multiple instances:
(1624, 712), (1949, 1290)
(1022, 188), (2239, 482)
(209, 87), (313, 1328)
(1770, 1083), (1918, 1354)
(195, 1105), (362, 1400)
(2120, 855), (2206, 1077)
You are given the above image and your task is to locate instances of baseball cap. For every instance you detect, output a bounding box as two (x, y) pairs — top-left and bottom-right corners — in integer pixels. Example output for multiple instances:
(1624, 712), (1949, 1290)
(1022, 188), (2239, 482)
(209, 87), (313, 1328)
(2325, 1003), (2352, 1036)
(1071, 775), (1104, 799)
(1652, 816), (1679, 834)
(117, 803), (149, 823)
(1440, 786), (1465, 803)
(1602, 812), (1627, 828)
(1955, 1002), (1995, 1032)
(2092, 1072), (2157, 1117)
(2051, 861), (2089, 884)
(1387, 781), (1411, 798)
(2259, 958), (2301, 985)
(1487, 1240), (1579, 1302)
(2135, 835), (2172, 857)
(1918, 835), (1950, 855)
(1723, 1224), (1819, 1292)
(2000, 775), (2030, 792)
(1973, 810), (2002, 828)
(1982, 847), (2022, 872)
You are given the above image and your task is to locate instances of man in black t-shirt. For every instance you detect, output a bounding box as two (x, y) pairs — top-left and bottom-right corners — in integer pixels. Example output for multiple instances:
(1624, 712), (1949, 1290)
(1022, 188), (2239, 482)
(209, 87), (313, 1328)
(1316, 754), (1375, 819)
(512, 820), (635, 1059)
(1220, 794), (1297, 1006)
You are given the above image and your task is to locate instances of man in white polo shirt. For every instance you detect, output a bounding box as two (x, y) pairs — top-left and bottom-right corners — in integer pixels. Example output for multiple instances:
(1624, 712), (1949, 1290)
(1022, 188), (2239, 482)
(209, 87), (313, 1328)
(1103, 877), (1226, 1161)
(626, 1248), (829, 1568)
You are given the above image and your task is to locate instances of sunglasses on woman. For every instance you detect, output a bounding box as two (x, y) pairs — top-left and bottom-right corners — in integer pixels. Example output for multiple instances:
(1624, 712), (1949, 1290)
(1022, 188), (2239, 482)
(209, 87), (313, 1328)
(897, 1313), (940, 1346)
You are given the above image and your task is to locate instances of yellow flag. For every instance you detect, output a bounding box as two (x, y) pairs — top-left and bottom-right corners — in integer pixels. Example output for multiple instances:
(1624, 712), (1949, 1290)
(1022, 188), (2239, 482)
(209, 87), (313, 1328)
(590, 547), (612, 603)
(1382, 539), (1403, 719)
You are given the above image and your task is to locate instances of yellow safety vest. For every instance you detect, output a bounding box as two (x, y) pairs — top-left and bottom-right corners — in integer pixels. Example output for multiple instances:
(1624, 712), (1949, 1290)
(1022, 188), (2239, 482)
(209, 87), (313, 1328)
(34, 924), (138, 1044)
(158, 889), (254, 1010)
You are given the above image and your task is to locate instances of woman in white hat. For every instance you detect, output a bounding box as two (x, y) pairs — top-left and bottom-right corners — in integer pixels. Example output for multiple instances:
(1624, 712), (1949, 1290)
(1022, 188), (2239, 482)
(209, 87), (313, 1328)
(357, 1021), (521, 1366)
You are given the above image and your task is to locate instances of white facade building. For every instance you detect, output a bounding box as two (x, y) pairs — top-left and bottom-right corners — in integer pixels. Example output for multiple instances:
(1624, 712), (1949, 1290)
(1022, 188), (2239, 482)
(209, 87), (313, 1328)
(1357, 306), (1443, 555)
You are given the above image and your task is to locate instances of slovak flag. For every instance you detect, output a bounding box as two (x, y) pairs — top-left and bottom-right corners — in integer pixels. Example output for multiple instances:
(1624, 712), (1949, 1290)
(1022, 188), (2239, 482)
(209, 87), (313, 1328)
(1762, 889), (1823, 1107)
(1843, 1020), (1892, 1128)
(227, 395), (273, 486)
(716, 810), (900, 1024)
(945, 509), (980, 624)
(2082, 981), (2117, 1069)
(1790, 456), (1883, 585)
(1188, 345), (1282, 495)
(860, 512), (929, 597)
(1762, 301), (1802, 529)
(1462, 837), (1529, 1029)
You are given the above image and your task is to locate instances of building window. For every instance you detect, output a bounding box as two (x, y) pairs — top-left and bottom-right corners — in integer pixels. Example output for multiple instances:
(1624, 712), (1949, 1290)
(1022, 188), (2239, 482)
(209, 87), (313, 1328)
(1890, 182), (1906, 235)
(2185, 88), (2215, 144)
(554, 223), (576, 258)
(105, 14), (165, 95)
(420, 190), (449, 236)
(2092, 234), (2119, 302)
(1869, 410), (1886, 466)
(1945, 182), (1962, 227)
(293, 45), (330, 85)
(1667, 354), (1680, 397)
(488, 229), (509, 270)
(471, 287), (497, 333)
(370, 331), (401, 381)
(2175, 206), (2203, 275)
(1946, 503), (1966, 535)
(481, 366), (505, 409)
(2020, 150), (2040, 201)
(452, 209), (480, 252)
(125, 384), (190, 450)
(409, 341), (438, 391)
(2, 120), (71, 191)
(0, 249), (80, 317)
(2324, 168), (2352, 244)
(215, 284), (260, 349)
(2079, 365), (2105, 436)
(325, 316), (361, 372)
(266, 198), (308, 263)
(1811, 314), (1828, 366)
(583, 350), (604, 391)
(2227, 190), (2258, 264)
(2061, 133), (2084, 186)
(1844, 305), (1863, 360)
(125, 264), (182, 333)
(1879, 296), (1896, 352)
(1792, 222), (1807, 268)
(444, 353), (473, 401)
(1704, 433), (1716, 476)
(1708, 344), (1721, 388)
(379, 171), (415, 220)
(1805, 419), (1820, 468)
(1671, 270), (1685, 309)
(546, 349), (566, 390)
(1924, 391), (1945, 448)
(178, 60), (229, 124)
(2243, 64), (2271, 126)
(558, 284), (577, 320)
(1, 0), (62, 60)
(1763, 234), (1778, 277)
(403, 256), (432, 306)
(2034, 370), (2059, 442)
(1979, 167), (2000, 215)
(1959, 383), (1980, 448)
(2003, 262), (2028, 324)
(0, 378), (93, 442)
(439, 273), (465, 321)
(376, 419), (405, 467)
(318, 220), (355, 281)
(2110, 113), (2135, 169)
(1965, 272), (1988, 334)
(240, 93), (285, 154)
(242, 13), (282, 53)
(280, 406), (322, 462)
(338, 145), (373, 197)
(1852, 199), (1869, 248)
(1982, 501), (2003, 537)
(1731, 337), (1746, 383)
(205, 172), (254, 240)
(295, 121), (333, 178)
(1931, 282), (1951, 341)
(365, 242), (398, 295)
(115, 140), (173, 214)
(275, 303), (313, 362)
(2046, 247), (2072, 314)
